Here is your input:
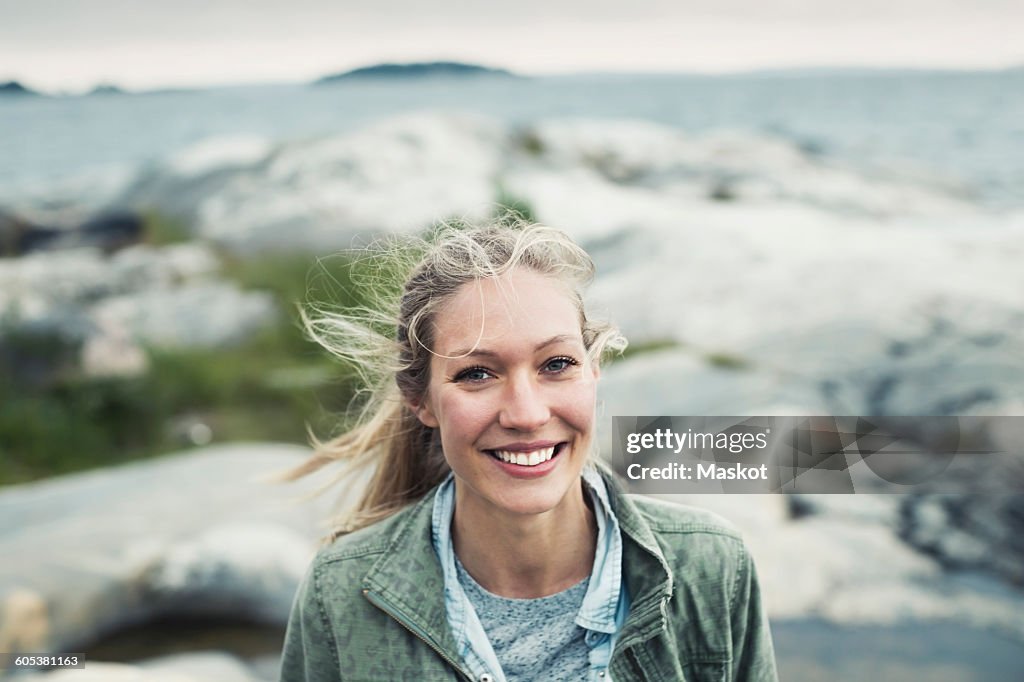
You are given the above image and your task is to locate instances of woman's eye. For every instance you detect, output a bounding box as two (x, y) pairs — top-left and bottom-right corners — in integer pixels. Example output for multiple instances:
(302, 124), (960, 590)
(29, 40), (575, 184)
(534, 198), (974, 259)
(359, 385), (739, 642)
(543, 356), (579, 373)
(454, 367), (493, 382)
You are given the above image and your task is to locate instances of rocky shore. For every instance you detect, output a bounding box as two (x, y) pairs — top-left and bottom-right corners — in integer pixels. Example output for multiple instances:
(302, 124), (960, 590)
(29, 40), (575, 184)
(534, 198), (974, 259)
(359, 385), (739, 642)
(2, 446), (1022, 681)
(2, 112), (1022, 679)
(0, 446), (329, 681)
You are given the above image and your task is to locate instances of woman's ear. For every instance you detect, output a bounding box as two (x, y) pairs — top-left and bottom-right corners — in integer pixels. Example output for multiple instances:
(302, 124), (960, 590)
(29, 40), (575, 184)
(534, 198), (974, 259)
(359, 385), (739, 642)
(407, 396), (439, 428)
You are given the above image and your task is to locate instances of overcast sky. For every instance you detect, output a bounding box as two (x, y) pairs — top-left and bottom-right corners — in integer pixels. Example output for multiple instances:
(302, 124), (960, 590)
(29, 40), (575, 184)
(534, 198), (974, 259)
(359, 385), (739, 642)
(2, 0), (1021, 92)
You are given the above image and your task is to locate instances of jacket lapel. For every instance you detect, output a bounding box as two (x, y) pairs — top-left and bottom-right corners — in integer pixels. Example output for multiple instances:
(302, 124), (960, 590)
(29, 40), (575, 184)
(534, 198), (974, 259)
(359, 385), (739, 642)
(601, 468), (677, 680)
(361, 491), (467, 673)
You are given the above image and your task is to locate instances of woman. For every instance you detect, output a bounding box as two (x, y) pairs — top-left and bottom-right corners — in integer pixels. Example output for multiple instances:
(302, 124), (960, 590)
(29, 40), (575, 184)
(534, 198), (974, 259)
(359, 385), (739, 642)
(280, 220), (777, 682)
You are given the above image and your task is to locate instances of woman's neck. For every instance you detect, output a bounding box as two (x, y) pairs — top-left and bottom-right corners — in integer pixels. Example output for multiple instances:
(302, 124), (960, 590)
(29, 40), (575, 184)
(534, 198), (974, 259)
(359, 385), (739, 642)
(451, 482), (597, 599)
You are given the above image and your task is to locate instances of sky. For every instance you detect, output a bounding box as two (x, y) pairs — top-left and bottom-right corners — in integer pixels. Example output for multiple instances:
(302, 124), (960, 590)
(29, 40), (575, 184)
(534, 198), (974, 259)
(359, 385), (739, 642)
(1, 0), (1022, 92)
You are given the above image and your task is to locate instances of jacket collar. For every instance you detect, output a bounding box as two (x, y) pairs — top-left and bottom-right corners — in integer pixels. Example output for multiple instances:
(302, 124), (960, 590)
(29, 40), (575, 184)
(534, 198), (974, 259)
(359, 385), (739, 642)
(361, 488), (464, 666)
(600, 469), (674, 648)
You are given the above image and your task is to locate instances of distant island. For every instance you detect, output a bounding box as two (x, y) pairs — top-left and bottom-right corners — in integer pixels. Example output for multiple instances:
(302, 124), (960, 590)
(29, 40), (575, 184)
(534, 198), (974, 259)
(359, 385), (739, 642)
(0, 81), (40, 96)
(88, 84), (126, 96)
(316, 61), (516, 84)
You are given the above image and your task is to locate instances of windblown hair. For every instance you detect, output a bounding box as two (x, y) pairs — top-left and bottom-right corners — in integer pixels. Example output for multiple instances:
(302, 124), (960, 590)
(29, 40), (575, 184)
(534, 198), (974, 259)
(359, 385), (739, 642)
(284, 218), (626, 536)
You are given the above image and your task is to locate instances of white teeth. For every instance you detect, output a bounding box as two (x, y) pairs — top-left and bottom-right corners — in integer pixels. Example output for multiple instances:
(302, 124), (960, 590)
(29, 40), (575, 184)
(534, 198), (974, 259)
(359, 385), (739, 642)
(493, 446), (556, 466)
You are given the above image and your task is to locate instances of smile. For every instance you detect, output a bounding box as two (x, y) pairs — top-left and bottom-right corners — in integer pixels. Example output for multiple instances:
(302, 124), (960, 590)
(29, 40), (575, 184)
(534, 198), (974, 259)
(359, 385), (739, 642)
(488, 443), (564, 467)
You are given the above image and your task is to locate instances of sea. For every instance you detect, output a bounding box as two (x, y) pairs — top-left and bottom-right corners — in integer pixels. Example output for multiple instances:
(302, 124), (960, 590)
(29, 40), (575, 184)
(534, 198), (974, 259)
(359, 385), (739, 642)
(1, 69), (1022, 212)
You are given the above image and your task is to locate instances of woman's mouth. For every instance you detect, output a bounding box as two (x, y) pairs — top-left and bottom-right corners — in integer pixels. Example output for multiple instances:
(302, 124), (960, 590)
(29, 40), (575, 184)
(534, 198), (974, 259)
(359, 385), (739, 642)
(487, 443), (565, 467)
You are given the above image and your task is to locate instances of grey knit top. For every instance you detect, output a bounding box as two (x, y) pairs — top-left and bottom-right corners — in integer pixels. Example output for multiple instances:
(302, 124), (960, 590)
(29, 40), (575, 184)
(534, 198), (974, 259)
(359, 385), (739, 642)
(455, 555), (591, 682)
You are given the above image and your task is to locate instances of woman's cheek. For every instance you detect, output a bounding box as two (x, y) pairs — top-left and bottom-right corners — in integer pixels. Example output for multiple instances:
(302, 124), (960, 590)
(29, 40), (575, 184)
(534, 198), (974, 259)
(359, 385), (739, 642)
(441, 391), (496, 430)
(560, 378), (598, 426)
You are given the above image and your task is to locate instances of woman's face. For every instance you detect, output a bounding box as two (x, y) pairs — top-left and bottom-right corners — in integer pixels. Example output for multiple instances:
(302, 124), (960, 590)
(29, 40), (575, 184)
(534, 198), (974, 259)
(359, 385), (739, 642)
(413, 268), (599, 520)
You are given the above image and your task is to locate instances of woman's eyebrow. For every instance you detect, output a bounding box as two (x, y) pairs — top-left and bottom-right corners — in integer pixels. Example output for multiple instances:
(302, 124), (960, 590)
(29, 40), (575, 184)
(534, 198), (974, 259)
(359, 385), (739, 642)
(447, 334), (580, 359)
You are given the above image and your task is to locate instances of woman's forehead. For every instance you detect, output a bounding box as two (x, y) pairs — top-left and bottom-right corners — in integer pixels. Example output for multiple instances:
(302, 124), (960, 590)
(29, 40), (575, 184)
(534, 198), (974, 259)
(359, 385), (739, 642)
(431, 270), (583, 356)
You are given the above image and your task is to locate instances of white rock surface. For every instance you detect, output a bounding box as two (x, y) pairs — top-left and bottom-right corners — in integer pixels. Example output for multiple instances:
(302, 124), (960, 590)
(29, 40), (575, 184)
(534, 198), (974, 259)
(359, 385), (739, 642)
(123, 113), (506, 251)
(4, 112), (1024, 679)
(16, 652), (260, 682)
(146, 522), (313, 622)
(113, 112), (1024, 413)
(0, 242), (277, 364)
(648, 493), (1024, 642)
(89, 282), (276, 349)
(102, 113), (1024, 416)
(0, 243), (220, 317)
(168, 136), (275, 178)
(0, 445), (339, 656)
(508, 118), (975, 219)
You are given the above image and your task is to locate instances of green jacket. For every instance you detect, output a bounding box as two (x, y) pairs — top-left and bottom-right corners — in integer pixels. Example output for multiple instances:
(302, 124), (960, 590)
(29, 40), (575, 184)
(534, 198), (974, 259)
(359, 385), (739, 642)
(280, 472), (778, 682)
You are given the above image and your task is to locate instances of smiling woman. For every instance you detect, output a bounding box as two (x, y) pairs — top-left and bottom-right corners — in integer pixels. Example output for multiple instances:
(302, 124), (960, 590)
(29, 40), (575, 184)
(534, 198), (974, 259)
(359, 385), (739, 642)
(414, 269), (600, 524)
(279, 219), (778, 682)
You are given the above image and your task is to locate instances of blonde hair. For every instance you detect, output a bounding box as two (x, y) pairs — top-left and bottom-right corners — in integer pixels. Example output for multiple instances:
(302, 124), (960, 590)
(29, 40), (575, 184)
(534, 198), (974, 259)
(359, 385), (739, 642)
(285, 218), (626, 535)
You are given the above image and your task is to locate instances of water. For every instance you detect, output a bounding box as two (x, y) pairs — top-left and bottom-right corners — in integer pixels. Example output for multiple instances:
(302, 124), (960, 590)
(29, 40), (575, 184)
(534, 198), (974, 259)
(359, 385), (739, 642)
(2, 70), (1022, 210)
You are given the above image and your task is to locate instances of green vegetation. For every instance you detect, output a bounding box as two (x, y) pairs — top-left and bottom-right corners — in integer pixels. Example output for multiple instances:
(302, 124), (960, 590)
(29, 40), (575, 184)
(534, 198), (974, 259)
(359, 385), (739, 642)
(142, 211), (193, 245)
(708, 180), (738, 202)
(493, 187), (538, 225)
(0, 247), (404, 486)
(705, 352), (750, 370)
(611, 338), (681, 363)
(597, 337), (750, 371)
(515, 129), (546, 156)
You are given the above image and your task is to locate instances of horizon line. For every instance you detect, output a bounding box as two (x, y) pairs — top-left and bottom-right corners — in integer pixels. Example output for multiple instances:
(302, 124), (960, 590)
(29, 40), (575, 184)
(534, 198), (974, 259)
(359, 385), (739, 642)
(5, 60), (1022, 97)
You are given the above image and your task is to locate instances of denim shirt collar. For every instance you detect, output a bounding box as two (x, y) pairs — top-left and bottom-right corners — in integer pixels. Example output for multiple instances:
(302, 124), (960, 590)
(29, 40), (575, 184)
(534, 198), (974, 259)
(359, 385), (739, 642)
(431, 466), (629, 682)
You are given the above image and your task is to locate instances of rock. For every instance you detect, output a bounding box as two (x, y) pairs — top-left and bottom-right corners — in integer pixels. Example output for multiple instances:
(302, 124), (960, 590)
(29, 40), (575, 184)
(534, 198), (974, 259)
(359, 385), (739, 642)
(901, 493), (1024, 586)
(787, 494), (902, 527)
(0, 242), (260, 361)
(504, 118), (974, 220)
(647, 492), (1024, 642)
(594, 349), (824, 460)
(118, 114), (505, 252)
(0, 210), (143, 257)
(0, 588), (50, 654)
(0, 445), (340, 657)
(579, 209), (1024, 420)
(76, 213), (144, 253)
(0, 248), (121, 316)
(166, 136), (273, 179)
(137, 652), (259, 682)
(80, 315), (149, 378)
(0, 210), (61, 257)
(88, 282), (276, 349)
(4, 110), (1024, 659)
(244, 653), (281, 682)
(144, 522), (312, 622)
(17, 652), (259, 681)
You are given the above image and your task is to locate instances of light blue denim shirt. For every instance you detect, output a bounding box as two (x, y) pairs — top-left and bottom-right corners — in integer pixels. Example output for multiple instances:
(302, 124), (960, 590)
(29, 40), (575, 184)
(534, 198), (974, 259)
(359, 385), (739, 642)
(431, 466), (630, 682)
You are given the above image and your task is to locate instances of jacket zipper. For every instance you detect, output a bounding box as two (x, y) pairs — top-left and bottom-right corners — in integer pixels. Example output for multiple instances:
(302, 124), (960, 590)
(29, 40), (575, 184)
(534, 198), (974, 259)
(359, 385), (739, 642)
(362, 588), (475, 682)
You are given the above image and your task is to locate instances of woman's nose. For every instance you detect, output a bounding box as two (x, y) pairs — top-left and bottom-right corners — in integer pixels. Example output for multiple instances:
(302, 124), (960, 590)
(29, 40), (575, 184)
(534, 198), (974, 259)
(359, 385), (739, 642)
(498, 373), (550, 431)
